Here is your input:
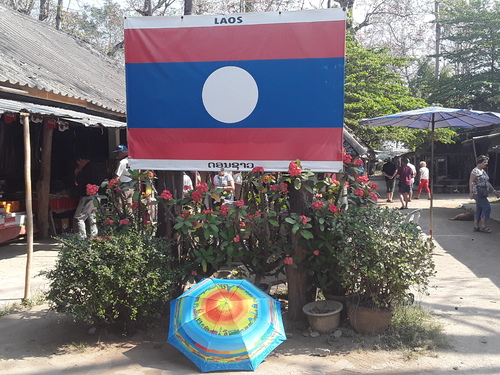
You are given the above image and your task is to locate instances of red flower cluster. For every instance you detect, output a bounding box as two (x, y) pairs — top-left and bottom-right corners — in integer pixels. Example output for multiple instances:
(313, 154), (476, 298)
(219, 205), (230, 216)
(329, 203), (339, 214)
(313, 250), (320, 256)
(311, 201), (325, 210)
(236, 200), (245, 207)
(160, 190), (173, 201)
(284, 256), (294, 265)
(119, 219), (130, 225)
(354, 158), (364, 166)
(356, 175), (369, 183)
(86, 184), (99, 196)
(343, 154), (353, 164)
(252, 166), (265, 173)
(300, 215), (308, 225)
(280, 182), (288, 193)
(288, 161), (302, 177)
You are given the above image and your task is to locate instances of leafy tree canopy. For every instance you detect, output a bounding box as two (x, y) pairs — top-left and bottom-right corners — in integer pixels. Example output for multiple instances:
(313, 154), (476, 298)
(428, 0), (500, 111)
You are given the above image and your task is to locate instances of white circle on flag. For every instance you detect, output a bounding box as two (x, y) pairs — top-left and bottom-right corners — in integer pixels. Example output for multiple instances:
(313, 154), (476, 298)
(202, 66), (258, 124)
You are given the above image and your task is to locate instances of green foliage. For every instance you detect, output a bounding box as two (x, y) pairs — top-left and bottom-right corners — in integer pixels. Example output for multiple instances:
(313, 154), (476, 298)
(344, 35), (428, 149)
(333, 206), (435, 309)
(429, 0), (500, 111)
(41, 230), (181, 327)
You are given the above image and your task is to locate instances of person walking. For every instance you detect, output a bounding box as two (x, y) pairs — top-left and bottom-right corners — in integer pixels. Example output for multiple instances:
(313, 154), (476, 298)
(382, 158), (398, 203)
(397, 157), (414, 210)
(416, 161), (431, 200)
(407, 160), (417, 201)
(469, 155), (500, 233)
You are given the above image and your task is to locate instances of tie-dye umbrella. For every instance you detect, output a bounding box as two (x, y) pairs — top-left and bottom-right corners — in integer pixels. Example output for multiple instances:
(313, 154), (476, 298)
(168, 278), (286, 372)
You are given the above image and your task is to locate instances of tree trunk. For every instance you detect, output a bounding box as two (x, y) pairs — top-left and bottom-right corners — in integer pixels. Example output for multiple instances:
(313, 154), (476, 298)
(155, 171), (183, 241)
(286, 180), (315, 323)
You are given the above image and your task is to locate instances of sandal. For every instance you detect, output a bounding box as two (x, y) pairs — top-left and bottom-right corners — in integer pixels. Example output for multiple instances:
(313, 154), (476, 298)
(479, 227), (492, 233)
(473, 227), (480, 232)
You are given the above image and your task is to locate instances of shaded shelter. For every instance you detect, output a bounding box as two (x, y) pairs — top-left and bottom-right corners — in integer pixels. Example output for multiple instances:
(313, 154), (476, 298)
(0, 4), (126, 301)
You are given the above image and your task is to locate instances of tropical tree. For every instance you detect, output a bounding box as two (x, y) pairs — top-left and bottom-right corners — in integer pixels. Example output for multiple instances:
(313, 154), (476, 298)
(428, 0), (500, 111)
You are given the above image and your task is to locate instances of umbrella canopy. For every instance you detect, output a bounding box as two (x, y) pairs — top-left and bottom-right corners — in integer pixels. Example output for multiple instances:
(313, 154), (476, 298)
(168, 278), (286, 373)
(360, 106), (500, 238)
(360, 106), (500, 129)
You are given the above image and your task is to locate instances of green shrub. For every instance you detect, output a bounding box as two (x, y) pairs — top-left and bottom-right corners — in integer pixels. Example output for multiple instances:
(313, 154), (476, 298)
(42, 230), (182, 328)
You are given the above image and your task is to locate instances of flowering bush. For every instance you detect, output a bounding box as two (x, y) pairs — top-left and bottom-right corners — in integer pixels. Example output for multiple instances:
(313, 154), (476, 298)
(155, 155), (380, 289)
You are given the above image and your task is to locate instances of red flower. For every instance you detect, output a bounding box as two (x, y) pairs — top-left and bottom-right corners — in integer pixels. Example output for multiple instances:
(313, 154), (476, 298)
(184, 185), (192, 191)
(233, 235), (240, 243)
(368, 182), (379, 191)
(191, 270), (198, 276)
(354, 188), (365, 197)
(343, 154), (353, 164)
(270, 184), (278, 191)
(191, 190), (203, 202)
(252, 166), (265, 173)
(86, 184), (99, 196)
(288, 161), (302, 177)
(279, 182), (288, 193)
(312, 201), (325, 210)
(354, 158), (364, 166)
(254, 211), (261, 217)
(236, 200), (245, 207)
(369, 192), (378, 202)
(107, 178), (118, 189)
(119, 219), (130, 225)
(300, 215), (308, 225)
(202, 209), (213, 215)
(329, 203), (339, 214)
(220, 205), (230, 216)
(160, 190), (173, 201)
(313, 250), (320, 256)
(356, 175), (369, 183)
(196, 182), (209, 193)
(284, 256), (294, 265)
(239, 222), (246, 227)
(105, 217), (114, 225)
(131, 201), (139, 211)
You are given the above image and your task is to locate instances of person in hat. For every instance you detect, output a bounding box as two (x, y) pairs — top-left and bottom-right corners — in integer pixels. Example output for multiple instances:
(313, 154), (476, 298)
(113, 145), (131, 183)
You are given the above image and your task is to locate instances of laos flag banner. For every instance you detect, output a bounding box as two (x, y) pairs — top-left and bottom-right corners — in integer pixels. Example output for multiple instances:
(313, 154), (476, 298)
(124, 9), (346, 172)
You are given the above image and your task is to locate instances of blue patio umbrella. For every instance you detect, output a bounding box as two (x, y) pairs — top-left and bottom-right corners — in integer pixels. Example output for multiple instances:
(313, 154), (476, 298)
(168, 278), (286, 373)
(360, 106), (500, 238)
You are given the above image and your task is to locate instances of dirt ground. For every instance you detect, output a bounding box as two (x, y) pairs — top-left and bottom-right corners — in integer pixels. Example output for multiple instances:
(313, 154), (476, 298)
(2, 190), (500, 374)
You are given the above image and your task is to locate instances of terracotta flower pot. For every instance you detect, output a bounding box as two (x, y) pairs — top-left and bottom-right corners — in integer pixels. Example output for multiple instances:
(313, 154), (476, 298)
(347, 302), (392, 334)
(302, 300), (343, 334)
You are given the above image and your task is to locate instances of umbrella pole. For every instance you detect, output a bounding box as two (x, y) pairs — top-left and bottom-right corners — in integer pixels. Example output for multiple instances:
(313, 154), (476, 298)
(430, 115), (435, 240)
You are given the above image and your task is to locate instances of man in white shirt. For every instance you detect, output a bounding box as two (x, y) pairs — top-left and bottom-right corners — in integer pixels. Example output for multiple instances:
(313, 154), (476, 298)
(112, 145), (133, 208)
(213, 168), (235, 203)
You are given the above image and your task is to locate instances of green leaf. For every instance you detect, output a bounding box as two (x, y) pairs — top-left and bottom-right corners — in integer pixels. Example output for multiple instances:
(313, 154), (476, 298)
(294, 178), (301, 190)
(300, 230), (314, 239)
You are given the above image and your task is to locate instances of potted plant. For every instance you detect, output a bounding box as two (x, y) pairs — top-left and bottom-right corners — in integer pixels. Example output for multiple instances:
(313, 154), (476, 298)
(333, 205), (435, 334)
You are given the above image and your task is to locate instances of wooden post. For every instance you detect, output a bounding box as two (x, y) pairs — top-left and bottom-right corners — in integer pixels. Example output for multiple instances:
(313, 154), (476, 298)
(36, 121), (53, 238)
(21, 113), (34, 302)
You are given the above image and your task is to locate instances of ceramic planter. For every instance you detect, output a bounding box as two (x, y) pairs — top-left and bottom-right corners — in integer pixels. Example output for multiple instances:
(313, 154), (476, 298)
(347, 302), (393, 334)
(302, 300), (343, 334)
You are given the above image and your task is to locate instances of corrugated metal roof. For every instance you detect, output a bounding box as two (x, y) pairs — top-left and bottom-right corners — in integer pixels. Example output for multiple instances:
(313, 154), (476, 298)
(0, 4), (126, 115)
(0, 98), (126, 127)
